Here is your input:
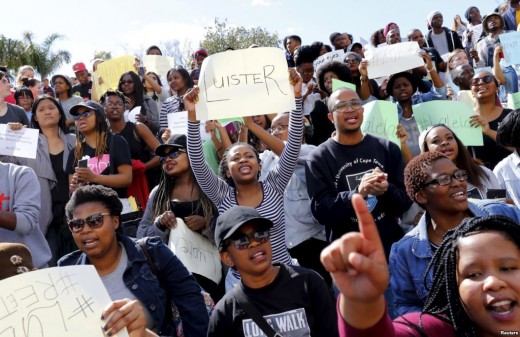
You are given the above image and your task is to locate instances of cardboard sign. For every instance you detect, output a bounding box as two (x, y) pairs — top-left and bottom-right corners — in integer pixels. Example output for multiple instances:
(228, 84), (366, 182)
(361, 100), (401, 147)
(332, 78), (356, 92)
(413, 101), (484, 146)
(143, 55), (175, 77)
(92, 55), (136, 97)
(0, 125), (39, 159)
(313, 49), (346, 75)
(364, 42), (423, 78)
(0, 265), (128, 337)
(507, 92), (520, 110)
(168, 218), (222, 284)
(499, 31), (520, 66)
(167, 110), (189, 136)
(195, 47), (295, 120)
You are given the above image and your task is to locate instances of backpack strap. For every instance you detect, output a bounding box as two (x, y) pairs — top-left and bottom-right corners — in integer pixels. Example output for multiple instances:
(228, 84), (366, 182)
(231, 286), (283, 337)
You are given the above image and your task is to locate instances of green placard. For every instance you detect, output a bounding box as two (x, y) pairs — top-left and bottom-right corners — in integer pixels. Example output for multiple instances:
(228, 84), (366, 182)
(332, 78), (356, 92)
(507, 92), (520, 110)
(413, 101), (484, 146)
(360, 100), (401, 148)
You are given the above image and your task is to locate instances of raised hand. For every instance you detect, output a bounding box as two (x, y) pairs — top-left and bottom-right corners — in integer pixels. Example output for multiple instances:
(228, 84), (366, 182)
(184, 87), (200, 121)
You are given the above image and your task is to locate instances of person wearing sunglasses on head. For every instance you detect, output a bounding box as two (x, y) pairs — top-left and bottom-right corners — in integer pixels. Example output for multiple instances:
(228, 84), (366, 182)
(58, 185), (208, 337)
(101, 90), (161, 205)
(389, 151), (520, 316)
(137, 134), (221, 301)
(207, 205), (339, 337)
(468, 71), (514, 170)
(118, 71), (159, 135)
(66, 100), (132, 198)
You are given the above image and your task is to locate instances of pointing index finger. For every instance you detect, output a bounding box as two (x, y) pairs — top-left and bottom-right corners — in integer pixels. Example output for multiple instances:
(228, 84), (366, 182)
(351, 194), (383, 248)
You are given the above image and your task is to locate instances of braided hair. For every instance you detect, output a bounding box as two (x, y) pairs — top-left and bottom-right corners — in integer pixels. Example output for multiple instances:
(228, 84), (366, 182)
(422, 215), (520, 337)
(73, 104), (109, 167)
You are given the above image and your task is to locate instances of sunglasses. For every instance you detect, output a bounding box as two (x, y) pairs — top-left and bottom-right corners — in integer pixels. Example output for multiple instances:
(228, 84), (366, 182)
(227, 229), (270, 250)
(420, 170), (468, 189)
(120, 80), (134, 85)
(67, 212), (110, 233)
(73, 110), (95, 121)
(160, 149), (186, 164)
(470, 75), (494, 86)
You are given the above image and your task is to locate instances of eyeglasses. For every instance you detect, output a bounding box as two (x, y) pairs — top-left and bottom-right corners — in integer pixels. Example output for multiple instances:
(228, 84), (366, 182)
(421, 170), (468, 189)
(68, 213), (110, 233)
(345, 58), (360, 64)
(104, 102), (125, 108)
(160, 149), (186, 164)
(332, 99), (362, 113)
(268, 124), (289, 134)
(227, 229), (270, 250)
(470, 75), (494, 86)
(120, 80), (134, 85)
(72, 110), (95, 120)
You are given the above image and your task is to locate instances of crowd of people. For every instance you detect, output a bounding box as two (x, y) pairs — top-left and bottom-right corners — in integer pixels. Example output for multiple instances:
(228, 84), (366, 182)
(1, 3), (520, 337)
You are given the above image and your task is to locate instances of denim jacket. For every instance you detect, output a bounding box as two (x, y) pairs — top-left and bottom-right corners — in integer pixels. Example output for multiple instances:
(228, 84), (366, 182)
(389, 199), (520, 316)
(58, 234), (209, 337)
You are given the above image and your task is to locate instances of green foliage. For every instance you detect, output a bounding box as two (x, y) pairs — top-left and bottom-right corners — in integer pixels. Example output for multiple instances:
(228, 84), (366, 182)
(0, 32), (71, 80)
(93, 50), (112, 61)
(201, 18), (280, 55)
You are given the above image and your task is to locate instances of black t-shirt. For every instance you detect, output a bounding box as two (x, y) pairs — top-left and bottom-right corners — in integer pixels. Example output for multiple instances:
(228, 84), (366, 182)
(50, 151), (69, 204)
(207, 264), (339, 337)
(71, 81), (93, 100)
(470, 108), (512, 170)
(66, 134), (131, 197)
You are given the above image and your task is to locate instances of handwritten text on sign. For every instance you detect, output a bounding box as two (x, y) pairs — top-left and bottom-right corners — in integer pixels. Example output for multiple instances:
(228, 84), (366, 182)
(413, 101), (484, 146)
(499, 31), (520, 66)
(168, 218), (222, 284)
(361, 100), (401, 148)
(0, 124), (39, 159)
(313, 49), (346, 76)
(364, 42), (423, 79)
(0, 265), (128, 337)
(196, 47), (295, 120)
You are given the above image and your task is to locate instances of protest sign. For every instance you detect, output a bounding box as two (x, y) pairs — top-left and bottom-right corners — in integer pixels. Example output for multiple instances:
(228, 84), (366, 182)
(332, 78), (356, 92)
(92, 55), (136, 99)
(168, 218), (222, 284)
(0, 265), (128, 337)
(413, 101), (483, 146)
(143, 55), (175, 77)
(167, 110), (189, 135)
(469, 24), (483, 46)
(196, 47), (295, 120)
(313, 49), (346, 75)
(364, 42), (423, 78)
(507, 92), (520, 110)
(361, 100), (401, 147)
(0, 124), (39, 159)
(499, 31), (520, 66)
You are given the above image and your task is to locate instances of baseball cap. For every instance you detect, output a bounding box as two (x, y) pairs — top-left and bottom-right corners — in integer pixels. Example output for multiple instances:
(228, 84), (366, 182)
(193, 48), (208, 58)
(155, 134), (187, 157)
(215, 206), (273, 252)
(0, 243), (35, 281)
(72, 62), (87, 73)
(69, 100), (105, 116)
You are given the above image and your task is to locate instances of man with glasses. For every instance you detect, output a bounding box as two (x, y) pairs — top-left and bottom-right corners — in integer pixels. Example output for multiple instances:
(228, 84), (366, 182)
(208, 205), (338, 337)
(389, 151), (520, 316)
(305, 87), (411, 259)
(0, 161), (52, 268)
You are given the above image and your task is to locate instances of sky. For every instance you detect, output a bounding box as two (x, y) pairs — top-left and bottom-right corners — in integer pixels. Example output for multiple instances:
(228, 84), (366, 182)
(3, 0), (504, 78)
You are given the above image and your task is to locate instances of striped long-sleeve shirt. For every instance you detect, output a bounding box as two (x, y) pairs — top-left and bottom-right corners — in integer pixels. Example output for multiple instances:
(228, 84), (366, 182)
(159, 94), (181, 129)
(187, 98), (303, 266)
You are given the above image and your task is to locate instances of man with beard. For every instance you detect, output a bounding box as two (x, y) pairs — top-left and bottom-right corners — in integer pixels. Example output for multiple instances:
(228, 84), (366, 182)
(71, 62), (92, 100)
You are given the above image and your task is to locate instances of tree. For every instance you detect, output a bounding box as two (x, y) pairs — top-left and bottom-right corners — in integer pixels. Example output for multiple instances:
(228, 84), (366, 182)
(21, 32), (71, 80)
(93, 50), (112, 61)
(0, 35), (25, 71)
(201, 18), (280, 55)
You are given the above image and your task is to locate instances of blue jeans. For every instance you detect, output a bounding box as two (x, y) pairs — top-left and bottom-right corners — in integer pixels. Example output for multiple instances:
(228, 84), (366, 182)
(500, 65), (519, 102)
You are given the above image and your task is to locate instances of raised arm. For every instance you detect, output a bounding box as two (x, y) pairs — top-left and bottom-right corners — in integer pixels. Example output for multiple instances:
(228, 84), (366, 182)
(321, 194), (388, 329)
(185, 87), (231, 205)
